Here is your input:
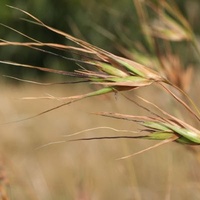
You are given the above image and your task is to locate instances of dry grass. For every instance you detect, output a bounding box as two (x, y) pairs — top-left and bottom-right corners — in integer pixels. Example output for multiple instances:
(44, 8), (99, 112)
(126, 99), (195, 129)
(0, 81), (200, 200)
(1, 2), (200, 199)
(1, 6), (200, 147)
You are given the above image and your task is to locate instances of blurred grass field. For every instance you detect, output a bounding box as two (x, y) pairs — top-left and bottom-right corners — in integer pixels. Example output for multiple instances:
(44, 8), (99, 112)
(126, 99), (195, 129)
(0, 78), (200, 200)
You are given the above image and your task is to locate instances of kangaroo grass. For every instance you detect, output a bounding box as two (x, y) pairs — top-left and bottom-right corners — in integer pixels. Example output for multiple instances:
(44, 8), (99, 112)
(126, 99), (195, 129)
(0, 7), (166, 124)
(69, 110), (200, 159)
(64, 91), (200, 158)
(1, 6), (200, 158)
(94, 112), (200, 144)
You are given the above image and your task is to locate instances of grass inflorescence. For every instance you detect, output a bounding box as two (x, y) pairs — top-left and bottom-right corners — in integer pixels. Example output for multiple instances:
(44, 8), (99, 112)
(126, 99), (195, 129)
(0, 4), (200, 152)
(1, 2), (200, 199)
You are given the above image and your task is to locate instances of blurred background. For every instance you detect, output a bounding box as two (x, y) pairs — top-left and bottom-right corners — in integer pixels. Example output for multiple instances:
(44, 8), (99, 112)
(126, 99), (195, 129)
(0, 0), (200, 199)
